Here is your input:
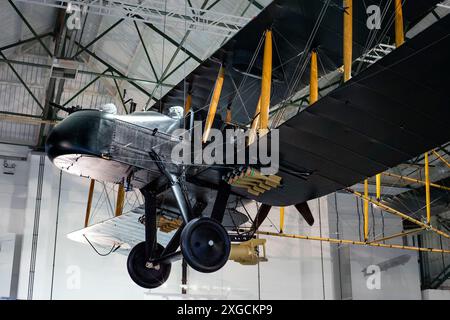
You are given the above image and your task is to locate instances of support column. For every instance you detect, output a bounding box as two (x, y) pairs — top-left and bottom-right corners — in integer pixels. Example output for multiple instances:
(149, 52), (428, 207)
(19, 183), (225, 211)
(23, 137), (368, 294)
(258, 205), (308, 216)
(343, 0), (353, 82)
(203, 67), (225, 143)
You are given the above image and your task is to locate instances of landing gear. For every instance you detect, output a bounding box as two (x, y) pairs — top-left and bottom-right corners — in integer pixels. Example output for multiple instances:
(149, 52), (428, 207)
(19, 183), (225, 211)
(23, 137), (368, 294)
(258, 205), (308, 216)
(127, 242), (171, 289)
(126, 150), (232, 288)
(181, 217), (231, 273)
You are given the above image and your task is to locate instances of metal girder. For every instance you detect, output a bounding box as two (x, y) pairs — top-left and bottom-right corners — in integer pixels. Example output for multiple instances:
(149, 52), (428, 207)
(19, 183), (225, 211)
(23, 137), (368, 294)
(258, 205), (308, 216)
(14, 0), (251, 37)
(0, 51), (44, 111)
(72, 18), (124, 59)
(8, 0), (53, 57)
(246, 0), (264, 10)
(111, 71), (129, 114)
(0, 112), (58, 125)
(72, 39), (158, 99)
(62, 69), (109, 107)
(142, 21), (202, 63)
(144, 0), (212, 110)
(0, 32), (53, 52)
(0, 56), (173, 86)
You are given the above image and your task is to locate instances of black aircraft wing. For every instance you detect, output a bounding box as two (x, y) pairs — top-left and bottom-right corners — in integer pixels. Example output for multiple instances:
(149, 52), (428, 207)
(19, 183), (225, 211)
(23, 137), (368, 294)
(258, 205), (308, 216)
(231, 14), (450, 206)
(186, 12), (450, 207)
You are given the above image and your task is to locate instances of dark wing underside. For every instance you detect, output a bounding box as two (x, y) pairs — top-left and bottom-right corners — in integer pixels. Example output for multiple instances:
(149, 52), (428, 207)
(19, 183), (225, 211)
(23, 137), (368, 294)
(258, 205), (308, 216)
(232, 14), (450, 206)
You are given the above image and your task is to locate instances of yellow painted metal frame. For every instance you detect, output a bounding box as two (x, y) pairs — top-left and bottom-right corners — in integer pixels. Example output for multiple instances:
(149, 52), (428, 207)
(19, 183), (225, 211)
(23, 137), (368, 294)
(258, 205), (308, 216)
(368, 228), (424, 244)
(432, 150), (450, 169)
(225, 106), (232, 123)
(376, 174), (381, 200)
(349, 188), (450, 239)
(248, 96), (261, 145)
(184, 93), (192, 114)
(382, 172), (450, 191)
(257, 231), (450, 254)
(309, 50), (318, 105)
(280, 207), (285, 233)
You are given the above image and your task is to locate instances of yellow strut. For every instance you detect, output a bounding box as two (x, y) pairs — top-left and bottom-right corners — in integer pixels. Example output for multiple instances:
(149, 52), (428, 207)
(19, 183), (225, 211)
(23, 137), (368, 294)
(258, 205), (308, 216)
(85, 179), (95, 228)
(424, 152), (431, 224)
(225, 106), (232, 124)
(432, 150), (450, 169)
(382, 172), (450, 192)
(203, 66), (225, 143)
(364, 179), (369, 241)
(368, 228), (424, 244)
(310, 50), (318, 105)
(349, 188), (450, 239)
(376, 174), (381, 200)
(257, 231), (450, 254)
(343, 0), (353, 82)
(184, 93), (192, 114)
(394, 0), (405, 47)
(280, 207), (285, 233)
(259, 30), (272, 130)
(248, 96), (261, 145)
(115, 184), (126, 217)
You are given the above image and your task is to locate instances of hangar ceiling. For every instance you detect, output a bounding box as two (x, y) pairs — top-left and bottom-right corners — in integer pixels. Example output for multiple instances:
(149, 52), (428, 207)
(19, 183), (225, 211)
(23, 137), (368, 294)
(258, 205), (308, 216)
(0, 0), (271, 147)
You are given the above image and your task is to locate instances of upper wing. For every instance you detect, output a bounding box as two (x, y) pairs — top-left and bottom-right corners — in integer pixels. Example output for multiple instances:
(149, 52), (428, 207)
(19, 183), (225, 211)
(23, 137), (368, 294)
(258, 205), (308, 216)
(232, 14), (450, 206)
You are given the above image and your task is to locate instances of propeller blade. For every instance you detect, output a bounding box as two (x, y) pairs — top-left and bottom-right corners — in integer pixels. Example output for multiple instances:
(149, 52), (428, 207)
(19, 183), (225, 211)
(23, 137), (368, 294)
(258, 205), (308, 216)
(295, 202), (314, 226)
(252, 204), (272, 231)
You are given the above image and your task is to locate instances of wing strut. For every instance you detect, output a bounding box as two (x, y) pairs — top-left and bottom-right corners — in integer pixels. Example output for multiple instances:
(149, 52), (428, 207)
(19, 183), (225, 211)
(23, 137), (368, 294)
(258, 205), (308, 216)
(309, 50), (318, 105)
(84, 179), (95, 228)
(260, 29), (272, 130)
(202, 66), (225, 143)
(343, 0), (353, 82)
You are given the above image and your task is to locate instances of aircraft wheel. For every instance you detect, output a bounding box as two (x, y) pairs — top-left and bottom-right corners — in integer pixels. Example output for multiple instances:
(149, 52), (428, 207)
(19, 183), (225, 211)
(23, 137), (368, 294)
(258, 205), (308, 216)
(181, 217), (231, 273)
(127, 242), (171, 289)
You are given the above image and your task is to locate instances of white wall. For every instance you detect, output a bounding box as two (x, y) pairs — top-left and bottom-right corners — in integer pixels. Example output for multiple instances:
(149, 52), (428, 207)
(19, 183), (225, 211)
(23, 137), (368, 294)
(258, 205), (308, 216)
(0, 148), (437, 300)
(422, 289), (450, 300)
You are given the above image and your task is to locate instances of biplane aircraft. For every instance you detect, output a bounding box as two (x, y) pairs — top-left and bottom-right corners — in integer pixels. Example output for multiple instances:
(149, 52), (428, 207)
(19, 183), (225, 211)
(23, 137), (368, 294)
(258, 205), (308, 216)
(45, 0), (450, 288)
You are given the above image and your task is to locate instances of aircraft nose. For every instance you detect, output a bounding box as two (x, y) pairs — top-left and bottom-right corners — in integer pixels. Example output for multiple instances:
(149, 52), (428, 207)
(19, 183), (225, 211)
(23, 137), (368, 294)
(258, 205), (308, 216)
(45, 110), (115, 163)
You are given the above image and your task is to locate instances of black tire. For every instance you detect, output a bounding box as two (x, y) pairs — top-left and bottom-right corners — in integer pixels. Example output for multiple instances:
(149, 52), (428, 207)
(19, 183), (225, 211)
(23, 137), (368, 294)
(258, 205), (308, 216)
(127, 242), (171, 289)
(181, 217), (231, 273)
